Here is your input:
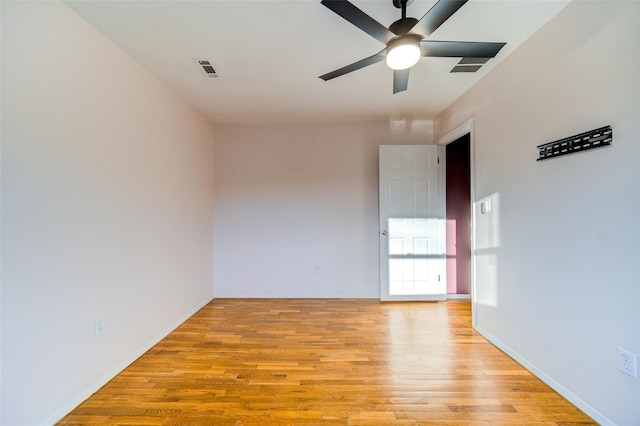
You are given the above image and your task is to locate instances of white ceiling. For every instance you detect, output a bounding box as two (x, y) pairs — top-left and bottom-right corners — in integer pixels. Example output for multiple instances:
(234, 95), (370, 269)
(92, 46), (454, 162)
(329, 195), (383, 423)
(65, 0), (570, 125)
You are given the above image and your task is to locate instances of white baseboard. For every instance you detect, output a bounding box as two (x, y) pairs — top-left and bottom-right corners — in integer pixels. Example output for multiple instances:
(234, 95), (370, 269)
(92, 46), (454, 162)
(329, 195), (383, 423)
(447, 294), (471, 300)
(41, 296), (214, 426)
(473, 324), (614, 426)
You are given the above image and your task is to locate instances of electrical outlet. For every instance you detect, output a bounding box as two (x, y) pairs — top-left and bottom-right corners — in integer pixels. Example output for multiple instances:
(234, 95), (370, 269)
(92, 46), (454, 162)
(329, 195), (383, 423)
(94, 319), (105, 337)
(617, 347), (637, 378)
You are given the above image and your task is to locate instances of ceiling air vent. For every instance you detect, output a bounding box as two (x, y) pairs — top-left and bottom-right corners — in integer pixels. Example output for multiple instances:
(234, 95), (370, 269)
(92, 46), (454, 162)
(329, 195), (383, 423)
(458, 57), (490, 65)
(194, 58), (219, 78)
(450, 65), (482, 73)
(449, 57), (490, 73)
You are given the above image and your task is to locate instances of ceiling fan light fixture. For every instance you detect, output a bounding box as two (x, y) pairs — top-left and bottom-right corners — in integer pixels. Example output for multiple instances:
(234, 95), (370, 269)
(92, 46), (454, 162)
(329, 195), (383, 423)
(386, 36), (421, 70)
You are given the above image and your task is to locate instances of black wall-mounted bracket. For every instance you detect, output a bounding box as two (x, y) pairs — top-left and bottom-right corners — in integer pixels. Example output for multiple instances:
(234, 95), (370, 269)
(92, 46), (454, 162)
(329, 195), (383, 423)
(537, 125), (612, 161)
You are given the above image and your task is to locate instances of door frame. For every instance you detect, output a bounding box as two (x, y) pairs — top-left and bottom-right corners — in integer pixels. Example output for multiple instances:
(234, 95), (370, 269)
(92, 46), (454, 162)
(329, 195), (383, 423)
(437, 119), (477, 325)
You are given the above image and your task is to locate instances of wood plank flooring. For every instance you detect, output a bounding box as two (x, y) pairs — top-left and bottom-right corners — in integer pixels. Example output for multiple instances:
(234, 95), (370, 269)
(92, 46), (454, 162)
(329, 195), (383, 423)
(59, 299), (595, 425)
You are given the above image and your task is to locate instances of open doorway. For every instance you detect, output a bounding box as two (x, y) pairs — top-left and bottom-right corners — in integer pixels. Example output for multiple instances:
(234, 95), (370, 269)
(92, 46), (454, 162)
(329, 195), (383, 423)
(445, 133), (471, 297)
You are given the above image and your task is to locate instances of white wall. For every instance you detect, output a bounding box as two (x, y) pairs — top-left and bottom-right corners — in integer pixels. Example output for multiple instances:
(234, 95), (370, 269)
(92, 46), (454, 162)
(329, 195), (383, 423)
(0, 2), (4, 423)
(213, 121), (432, 298)
(1, 2), (215, 425)
(435, 1), (639, 424)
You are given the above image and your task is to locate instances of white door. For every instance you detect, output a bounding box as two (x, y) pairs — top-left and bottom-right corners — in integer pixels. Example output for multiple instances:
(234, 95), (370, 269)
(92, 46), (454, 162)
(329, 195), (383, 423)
(379, 145), (446, 301)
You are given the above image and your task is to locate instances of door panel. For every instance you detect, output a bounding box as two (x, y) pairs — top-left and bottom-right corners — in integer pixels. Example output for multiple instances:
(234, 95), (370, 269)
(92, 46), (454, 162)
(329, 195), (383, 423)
(379, 145), (446, 301)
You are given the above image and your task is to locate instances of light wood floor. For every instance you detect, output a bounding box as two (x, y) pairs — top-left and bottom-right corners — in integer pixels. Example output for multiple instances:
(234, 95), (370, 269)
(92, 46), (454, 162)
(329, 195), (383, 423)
(59, 299), (595, 425)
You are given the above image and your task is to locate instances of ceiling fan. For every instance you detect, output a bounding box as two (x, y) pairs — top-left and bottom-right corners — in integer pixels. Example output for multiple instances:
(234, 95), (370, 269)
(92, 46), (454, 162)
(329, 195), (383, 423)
(319, 0), (506, 94)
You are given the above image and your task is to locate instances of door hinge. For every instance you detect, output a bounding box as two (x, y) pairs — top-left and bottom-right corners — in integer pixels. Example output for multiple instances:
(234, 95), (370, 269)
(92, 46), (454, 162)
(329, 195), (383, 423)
(438, 274), (441, 282)
(437, 157), (440, 164)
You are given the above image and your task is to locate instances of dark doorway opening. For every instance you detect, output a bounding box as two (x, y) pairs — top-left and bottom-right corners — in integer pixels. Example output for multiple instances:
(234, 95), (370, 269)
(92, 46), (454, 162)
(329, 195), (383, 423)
(446, 134), (471, 295)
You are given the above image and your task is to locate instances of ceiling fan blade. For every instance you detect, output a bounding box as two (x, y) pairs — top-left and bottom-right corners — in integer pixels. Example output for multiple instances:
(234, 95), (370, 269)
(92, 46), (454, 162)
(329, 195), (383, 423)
(321, 0), (395, 45)
(411, 0), (468, 37)
(319, 50), (386, 81)
(421, 40), (506, 58)
(393, 69), (410, 94)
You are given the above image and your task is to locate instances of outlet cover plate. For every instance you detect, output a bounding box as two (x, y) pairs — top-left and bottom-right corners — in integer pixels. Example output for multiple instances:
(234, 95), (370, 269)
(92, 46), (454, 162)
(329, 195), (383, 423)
(94, 319), (105, 337)
(617, 347), (638, 378)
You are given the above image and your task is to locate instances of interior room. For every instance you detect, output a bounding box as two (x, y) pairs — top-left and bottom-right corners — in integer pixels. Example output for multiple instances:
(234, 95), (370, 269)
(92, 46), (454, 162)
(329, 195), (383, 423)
(1, 1), (638, 425)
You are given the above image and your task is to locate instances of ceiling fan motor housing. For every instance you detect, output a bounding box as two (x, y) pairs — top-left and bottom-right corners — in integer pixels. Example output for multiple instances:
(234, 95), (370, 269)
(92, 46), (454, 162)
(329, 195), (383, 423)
(387, 33), (423, 51)
(389, 17), (419, 35)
